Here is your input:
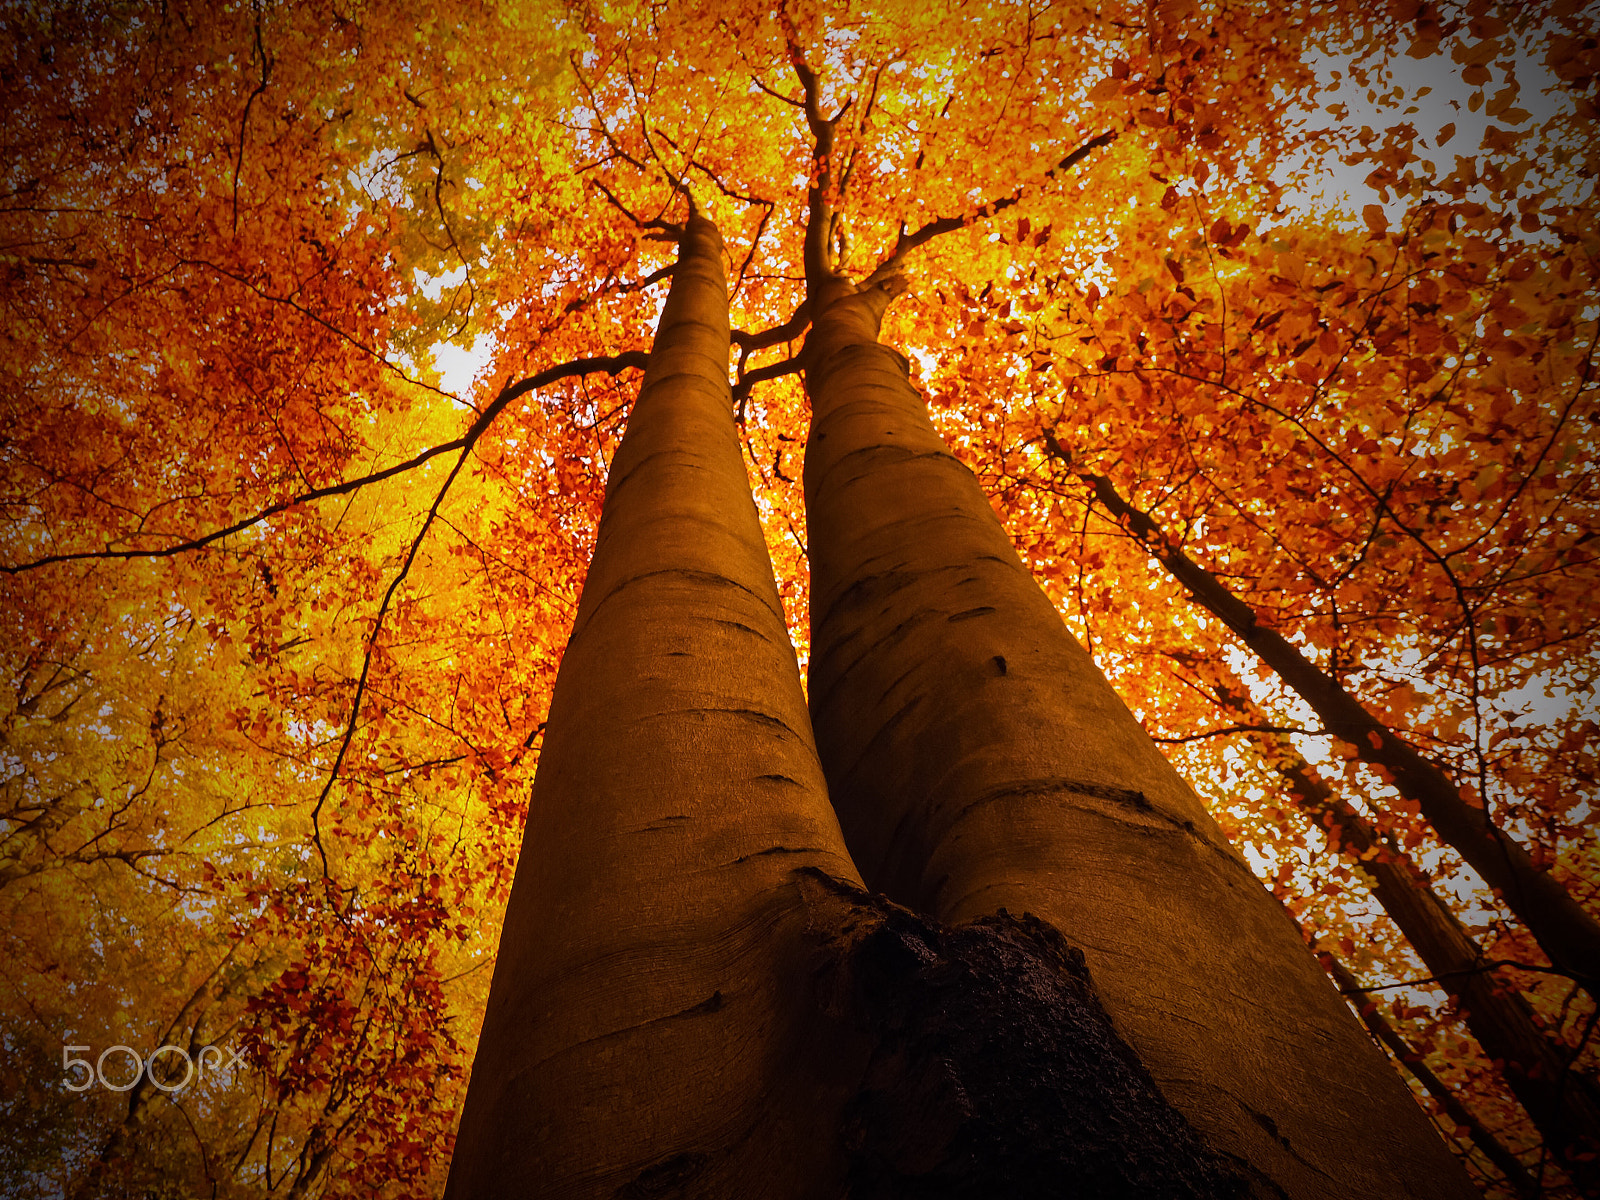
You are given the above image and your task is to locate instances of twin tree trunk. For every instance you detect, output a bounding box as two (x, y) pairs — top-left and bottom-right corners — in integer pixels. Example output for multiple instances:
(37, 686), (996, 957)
(445, 218), (1475, 1197)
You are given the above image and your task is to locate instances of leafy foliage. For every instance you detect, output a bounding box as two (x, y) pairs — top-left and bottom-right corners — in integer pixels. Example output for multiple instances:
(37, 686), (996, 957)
(2, 0), (1594, 1195)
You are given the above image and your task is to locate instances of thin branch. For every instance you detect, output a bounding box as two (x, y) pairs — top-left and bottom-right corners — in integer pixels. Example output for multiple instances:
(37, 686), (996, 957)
(4, 352), (648, 575)
(302, 352), (647, 884)
(731, 302), (812, 352)
(865, 128), (1116, 283)
(308, 447), (465, 883)
(733, 355), (803, 405)
(417, 128), (478, 338)
(232, 7), (272, 234)
(750, 75), (804, 107)
(1337, 959), (1583, 993)
(170, 253), (465, 408)
(590, 178), (682, 235)
(1150, 722), (1325, 744)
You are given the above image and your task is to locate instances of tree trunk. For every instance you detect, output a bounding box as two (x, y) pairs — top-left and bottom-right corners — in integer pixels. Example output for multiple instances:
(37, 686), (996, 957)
(1192, 656), (1599, 1173)
(1071, 464), (1600, 994)
(447, 216), (1323, 1197)
(1321, 952), (1541, 1198)
(801, 279), (1478, 1199)
(443, 214), (868, 1198)
(1252, 723), (1600, 1185)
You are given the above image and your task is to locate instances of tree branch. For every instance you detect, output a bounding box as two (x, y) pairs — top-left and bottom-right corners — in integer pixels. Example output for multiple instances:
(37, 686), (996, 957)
(304, 350), (646, 887)
(864, 128), (1116, 283)
(733, 355), (802, 405)
(1044, 433), (1600, 991)
(1149, 722), (1324, 744)
(231, 9), (272, 234)
(1337, 959), (1583, 992)
(731, 302), (812, 352)
(3, 352), (648, 575)
(308, 446), (464, 885)
(590, 177), (682, 235)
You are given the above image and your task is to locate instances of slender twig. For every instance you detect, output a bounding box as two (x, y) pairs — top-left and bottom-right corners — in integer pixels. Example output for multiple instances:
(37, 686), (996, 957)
(1150, 722), (1325, 744)
(732, 302), (811, 351)
(417, 128), (478, 337)
(863, 128), (1116, 284)
(590, 178), (682, 234)
(733, 356), (802, 404)
(308, 445), (469, 883)
(231, 7), (272, 233)
(749, 75), (804, 108)
(1338, 959), (1583, 992)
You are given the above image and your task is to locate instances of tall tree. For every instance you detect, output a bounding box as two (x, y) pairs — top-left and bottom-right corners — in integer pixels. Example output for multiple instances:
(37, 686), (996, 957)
(3, 1), (1593, 1194)
(442, 207), (876, 1196)
(789, 53), (1470, 1198)
(448, 205), (1283, 1197)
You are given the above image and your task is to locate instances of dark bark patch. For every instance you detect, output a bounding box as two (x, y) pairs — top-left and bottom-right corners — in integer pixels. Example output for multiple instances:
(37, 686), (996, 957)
(799, 869), (1248, 1199)
(1077, 781), (1155, 812)
(818, 442), (961, 492)
(674, 991), (723, 1019)
(584, 566), (785, 629)
(838, 696), (921, 783)
(613, 1151), (710, 1198)
(878, 663), (921, 702)
(946, 606), (996, 622)
(1244, 1104), (1337, 1185)
(603, 448), (676, 501)
(717, 708), (804, 740)
(815, 567), (920, 634)
(710, 618), (764, 637)
(810, 339), (912, 385)
(950, 779), (1153, 828)
(731, 844), (822, 864)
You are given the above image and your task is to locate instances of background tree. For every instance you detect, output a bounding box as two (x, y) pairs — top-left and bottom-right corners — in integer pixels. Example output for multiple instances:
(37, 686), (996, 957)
(2, 0), (1594, 1195)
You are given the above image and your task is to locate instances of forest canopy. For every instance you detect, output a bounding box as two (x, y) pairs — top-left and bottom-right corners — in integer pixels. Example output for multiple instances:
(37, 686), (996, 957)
(1, 0), (1596, 1195)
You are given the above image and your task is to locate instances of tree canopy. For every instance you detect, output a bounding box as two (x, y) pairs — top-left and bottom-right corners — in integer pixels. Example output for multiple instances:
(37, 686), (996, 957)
(2, 1), (1596, 1195)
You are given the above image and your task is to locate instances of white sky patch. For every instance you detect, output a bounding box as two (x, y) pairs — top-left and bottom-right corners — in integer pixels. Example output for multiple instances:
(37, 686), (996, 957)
(1278, 41), (1565, 221)
(415, 264), (467, 300)
(434, 334), (497, 397)
(1497, 671), (1600, 725)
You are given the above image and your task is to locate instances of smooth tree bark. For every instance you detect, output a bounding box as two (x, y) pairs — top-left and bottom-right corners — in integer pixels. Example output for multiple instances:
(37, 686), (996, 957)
(793, 113), (1476, 1188)
(801, 294), (1480, 1199)
(444, 213), (869, 1198)
(448, 211), (1267, 1198)
(1065, 462), (1600, 994)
